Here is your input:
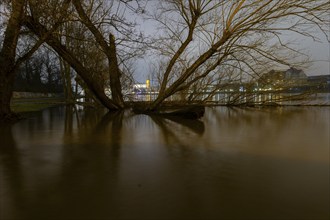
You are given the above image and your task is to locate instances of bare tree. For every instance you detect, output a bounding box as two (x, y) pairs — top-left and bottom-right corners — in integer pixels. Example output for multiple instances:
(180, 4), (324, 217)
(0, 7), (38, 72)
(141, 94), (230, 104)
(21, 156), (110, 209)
(145, 0), (329, 110)
(1, 0), (328, 121)
(1, 0), (148, 121)
(25, 0), (147, 109)
(0, 0), (72, 121)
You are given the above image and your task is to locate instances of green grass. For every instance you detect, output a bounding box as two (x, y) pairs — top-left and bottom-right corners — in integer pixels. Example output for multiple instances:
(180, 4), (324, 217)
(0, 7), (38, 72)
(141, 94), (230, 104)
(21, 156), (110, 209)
(11, 98), (65, 113)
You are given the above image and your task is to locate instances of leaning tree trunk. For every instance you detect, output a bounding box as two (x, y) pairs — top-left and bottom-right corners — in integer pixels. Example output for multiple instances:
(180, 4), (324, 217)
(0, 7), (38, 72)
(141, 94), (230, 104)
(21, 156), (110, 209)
(0, 0), (25, 121)
(108, 34), (124, 108)
(72, 0), (125, 108)
(24, 16), (122, 111)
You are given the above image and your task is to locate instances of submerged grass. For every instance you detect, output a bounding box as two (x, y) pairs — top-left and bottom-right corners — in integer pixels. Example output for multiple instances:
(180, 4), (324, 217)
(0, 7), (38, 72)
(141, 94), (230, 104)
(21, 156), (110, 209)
(11, 98), (65, 113)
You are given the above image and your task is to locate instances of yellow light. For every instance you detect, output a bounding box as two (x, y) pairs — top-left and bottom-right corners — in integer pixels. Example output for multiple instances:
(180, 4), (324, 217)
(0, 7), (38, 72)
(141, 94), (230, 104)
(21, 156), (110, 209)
(146, 79), (150, 89)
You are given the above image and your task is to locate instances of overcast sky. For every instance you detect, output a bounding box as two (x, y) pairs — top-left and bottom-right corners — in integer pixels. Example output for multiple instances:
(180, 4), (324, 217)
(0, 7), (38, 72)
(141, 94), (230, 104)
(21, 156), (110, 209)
(303, 35), (330, 76)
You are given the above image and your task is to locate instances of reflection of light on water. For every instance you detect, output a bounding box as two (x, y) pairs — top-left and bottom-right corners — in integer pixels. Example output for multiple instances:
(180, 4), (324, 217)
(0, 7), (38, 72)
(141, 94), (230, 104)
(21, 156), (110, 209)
(130, 91), (330, 105)
(1, 106), (329, 220)
(206, 107), (329, 162)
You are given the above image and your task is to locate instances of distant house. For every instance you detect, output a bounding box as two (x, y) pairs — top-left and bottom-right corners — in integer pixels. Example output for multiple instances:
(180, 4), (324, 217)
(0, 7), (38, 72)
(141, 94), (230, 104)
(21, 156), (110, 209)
(257, 68), (308, 91)
(307, 75), (330, 92)
(307, 75), (330, 83)
(132, 83), (148, 94)
(258, 70), (285, 85)
(285, 67), (307, 80)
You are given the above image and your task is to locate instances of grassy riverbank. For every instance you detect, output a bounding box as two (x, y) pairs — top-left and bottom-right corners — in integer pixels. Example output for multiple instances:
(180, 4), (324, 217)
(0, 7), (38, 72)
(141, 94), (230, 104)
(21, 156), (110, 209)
(11, 97), (65, 112)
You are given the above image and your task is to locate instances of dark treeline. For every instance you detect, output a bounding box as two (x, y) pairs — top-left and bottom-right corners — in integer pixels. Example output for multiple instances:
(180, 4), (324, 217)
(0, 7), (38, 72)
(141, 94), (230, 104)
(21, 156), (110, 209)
(14, 51), (63, 93)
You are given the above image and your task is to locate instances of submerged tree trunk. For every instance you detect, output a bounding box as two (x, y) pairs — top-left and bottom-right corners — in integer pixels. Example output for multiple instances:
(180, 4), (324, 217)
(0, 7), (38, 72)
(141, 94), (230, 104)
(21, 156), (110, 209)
(0, 0), (25, 121)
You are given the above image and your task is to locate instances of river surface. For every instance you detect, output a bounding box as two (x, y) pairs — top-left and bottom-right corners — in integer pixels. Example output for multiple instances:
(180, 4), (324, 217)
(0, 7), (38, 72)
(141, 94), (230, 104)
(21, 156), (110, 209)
(0, 106), (329, 220)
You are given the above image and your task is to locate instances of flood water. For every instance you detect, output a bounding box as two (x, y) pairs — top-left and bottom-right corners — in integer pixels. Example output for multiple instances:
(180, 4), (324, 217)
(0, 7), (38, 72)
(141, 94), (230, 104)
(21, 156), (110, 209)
(0, 106), (329, 220)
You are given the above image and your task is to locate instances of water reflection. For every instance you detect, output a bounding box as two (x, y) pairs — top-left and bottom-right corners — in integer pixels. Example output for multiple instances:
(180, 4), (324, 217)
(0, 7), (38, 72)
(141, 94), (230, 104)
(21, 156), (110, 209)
(150, 115), (204, 146)
(55, 109), (125, 220)
(0, 106), (329, 220)
(0, 125), (24, 220)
